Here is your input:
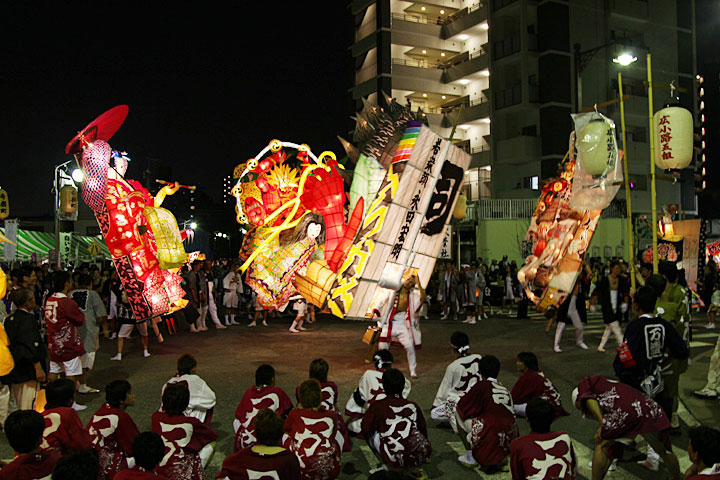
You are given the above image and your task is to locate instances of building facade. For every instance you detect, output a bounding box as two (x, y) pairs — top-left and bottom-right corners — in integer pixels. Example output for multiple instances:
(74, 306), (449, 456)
(350, 0), (698, 262)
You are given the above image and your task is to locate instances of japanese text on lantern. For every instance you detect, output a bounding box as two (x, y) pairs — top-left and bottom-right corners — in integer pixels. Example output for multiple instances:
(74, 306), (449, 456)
(659, 115), (674, 161)
(390, 139), (442, 260)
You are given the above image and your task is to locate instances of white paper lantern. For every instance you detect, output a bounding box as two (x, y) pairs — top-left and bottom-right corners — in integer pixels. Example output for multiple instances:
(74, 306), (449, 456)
(653, 106), (693, 170)
(577, 118), (616, 176)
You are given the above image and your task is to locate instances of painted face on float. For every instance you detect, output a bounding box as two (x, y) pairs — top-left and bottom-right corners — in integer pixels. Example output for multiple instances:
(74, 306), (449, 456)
(307, 222), (322, 241)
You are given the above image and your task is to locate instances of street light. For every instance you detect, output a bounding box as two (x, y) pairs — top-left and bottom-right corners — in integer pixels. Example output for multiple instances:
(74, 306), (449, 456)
(190, 221), (197, 230)
(613, 53), (637, 67)
(574, 42), (639, 111)
(71, 168), (85, 183)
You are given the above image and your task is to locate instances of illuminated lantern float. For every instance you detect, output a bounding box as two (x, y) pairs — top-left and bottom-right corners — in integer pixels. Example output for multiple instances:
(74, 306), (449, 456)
(518, 111), (623, 311)
(66, 106), (188, 320)
(234, 95), (472, 319)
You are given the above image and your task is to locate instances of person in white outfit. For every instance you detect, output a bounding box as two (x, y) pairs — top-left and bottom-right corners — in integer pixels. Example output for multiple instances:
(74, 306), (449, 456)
(344, 349), (411, 434)
(162, 353), (217, 425)
(202, 261), (226, 330)
(222, 265), (242, 326)
(554, 263), (591, 352)
(431, 331), (482, 432)
(374, 270), (425, 378)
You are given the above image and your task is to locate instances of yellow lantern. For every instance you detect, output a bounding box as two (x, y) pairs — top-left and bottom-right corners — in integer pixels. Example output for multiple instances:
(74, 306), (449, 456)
(59, 185), (78, 215)
(453, 193), (467, 220)
(653, 105), (693, 170)
(577, 118), (616, 176)
(294, 259), (337, 308)
(143, 206), (186, 270)
(0, 189), (8, 220)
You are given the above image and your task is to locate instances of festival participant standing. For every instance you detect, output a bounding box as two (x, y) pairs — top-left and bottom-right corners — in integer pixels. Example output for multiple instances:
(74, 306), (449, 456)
(39, 378), (93, 455)
(218, 409), (300, 480)
(110, 291), (151, 361)
(345, 350), (411, 434)
(87, 380), (140, 480)
(0, 410), (61, 479)
(554, 262), (591, 352)
(203, 260), (226, 330)
(572, 375), (682, 480)
(374, 270), (425, 379)
(462, 262), (480, 324)
(289, 298), (308, 333)
(431, 331), (482, 431)
(455, 355), (519, 472)
(152, 383), (218, 480)
(44, 271), (86, 409)
(283, 379), (341, 480)
(511, 352), (568, 418)
(162, 354), (216, 424)
(222, 265), (242, 326)
(499, 265), (517, 315)
(439, 262), (458, 321)
(234, 364), (293, 451)
(196, 261), (210, 331)
(361, 368), (431, 477)
(184, 261), (203, 332)
(1, 288), (47, 410)
(71, 274), (108, 394)
(510, 398), (577, 480)
(592, 260), (629, 352)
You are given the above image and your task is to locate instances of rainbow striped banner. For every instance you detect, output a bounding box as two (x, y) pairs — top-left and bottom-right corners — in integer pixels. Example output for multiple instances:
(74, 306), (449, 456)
(391, 125), (421, 164)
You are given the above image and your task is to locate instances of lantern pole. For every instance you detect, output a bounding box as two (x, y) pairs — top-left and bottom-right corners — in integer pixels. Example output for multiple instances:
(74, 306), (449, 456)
(618, 73), (636, 292)
(646, 53), (659, 274)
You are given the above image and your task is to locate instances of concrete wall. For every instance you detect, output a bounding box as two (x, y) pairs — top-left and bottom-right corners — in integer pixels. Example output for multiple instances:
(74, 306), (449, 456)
(474, 217), (629, 264)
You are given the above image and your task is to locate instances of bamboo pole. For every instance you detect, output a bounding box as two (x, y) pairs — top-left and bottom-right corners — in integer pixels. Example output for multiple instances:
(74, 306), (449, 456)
(646, 54), (658, 274)
(618, 73), (636, 292)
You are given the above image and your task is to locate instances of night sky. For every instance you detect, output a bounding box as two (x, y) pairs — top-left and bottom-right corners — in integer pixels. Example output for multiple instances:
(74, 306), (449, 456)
(3, 2), (719, 217)
(2, 2), (354, 216)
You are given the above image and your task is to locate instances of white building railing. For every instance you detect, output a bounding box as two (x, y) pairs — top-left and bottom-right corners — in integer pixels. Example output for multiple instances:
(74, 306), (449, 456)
(473, 199), (537, 219)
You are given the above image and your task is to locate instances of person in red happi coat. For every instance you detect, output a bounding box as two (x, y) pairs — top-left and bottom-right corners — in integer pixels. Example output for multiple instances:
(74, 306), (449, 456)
(572, 374), (682, 480)
(455, 355), (519, 473)
(510, 397), (576, 480)
(285, 378), (341, 480)
(234, 364), (293, 451)
(684, 426), (720, 480)
(40, 378), (92, 455)
(511, 351), (569, 419)
(87, 379), (140, 479)
(152, 383), (218, 480)
(217, 409), (300, 480)
(0, 410), (61, 480)
(114, 432), (169, 480)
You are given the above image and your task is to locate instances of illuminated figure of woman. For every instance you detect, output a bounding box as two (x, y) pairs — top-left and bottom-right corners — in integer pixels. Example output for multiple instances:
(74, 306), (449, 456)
(245, 214), (325, 312)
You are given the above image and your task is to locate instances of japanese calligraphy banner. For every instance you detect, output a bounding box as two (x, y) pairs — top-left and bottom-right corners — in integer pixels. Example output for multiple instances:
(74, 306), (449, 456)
(3, 219), (17, 261)
(325, 124), (470, 320)
(59, 232), (72, 266)
(439, 226), (452, 259)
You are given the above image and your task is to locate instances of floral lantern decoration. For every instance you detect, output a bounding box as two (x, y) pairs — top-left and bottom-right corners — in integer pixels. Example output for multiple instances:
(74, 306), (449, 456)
(576, 116), (616, 176)
(653, 104), (693, 170)
(0, 189), (8, 220)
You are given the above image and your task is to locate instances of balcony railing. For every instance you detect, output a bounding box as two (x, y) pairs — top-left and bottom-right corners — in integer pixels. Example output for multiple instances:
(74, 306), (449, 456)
(392, 57), (436, 69)
(475, 199), (536, 219)
(471, 145), (491, 154)
(444, 3), (483, 24)
(391, 13), (435, 25)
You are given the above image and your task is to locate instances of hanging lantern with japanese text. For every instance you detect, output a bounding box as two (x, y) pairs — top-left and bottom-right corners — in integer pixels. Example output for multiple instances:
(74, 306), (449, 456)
(59, 185), (78, 215)
(576, 117), (617, 176)
(653, 105), (693, 170)
(0, 189), (8, 220)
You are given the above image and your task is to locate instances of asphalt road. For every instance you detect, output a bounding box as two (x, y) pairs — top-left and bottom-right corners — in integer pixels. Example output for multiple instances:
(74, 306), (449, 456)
(2, 308), (718, 479)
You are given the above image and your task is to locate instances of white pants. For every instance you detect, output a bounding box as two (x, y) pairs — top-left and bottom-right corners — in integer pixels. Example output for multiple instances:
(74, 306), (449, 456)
(199, 442), (214, 468)
(207, 295), (222, 326)
(378, 314), (417, 376)
(431, 400), (459, 433)
(197, 305), (209, 328)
